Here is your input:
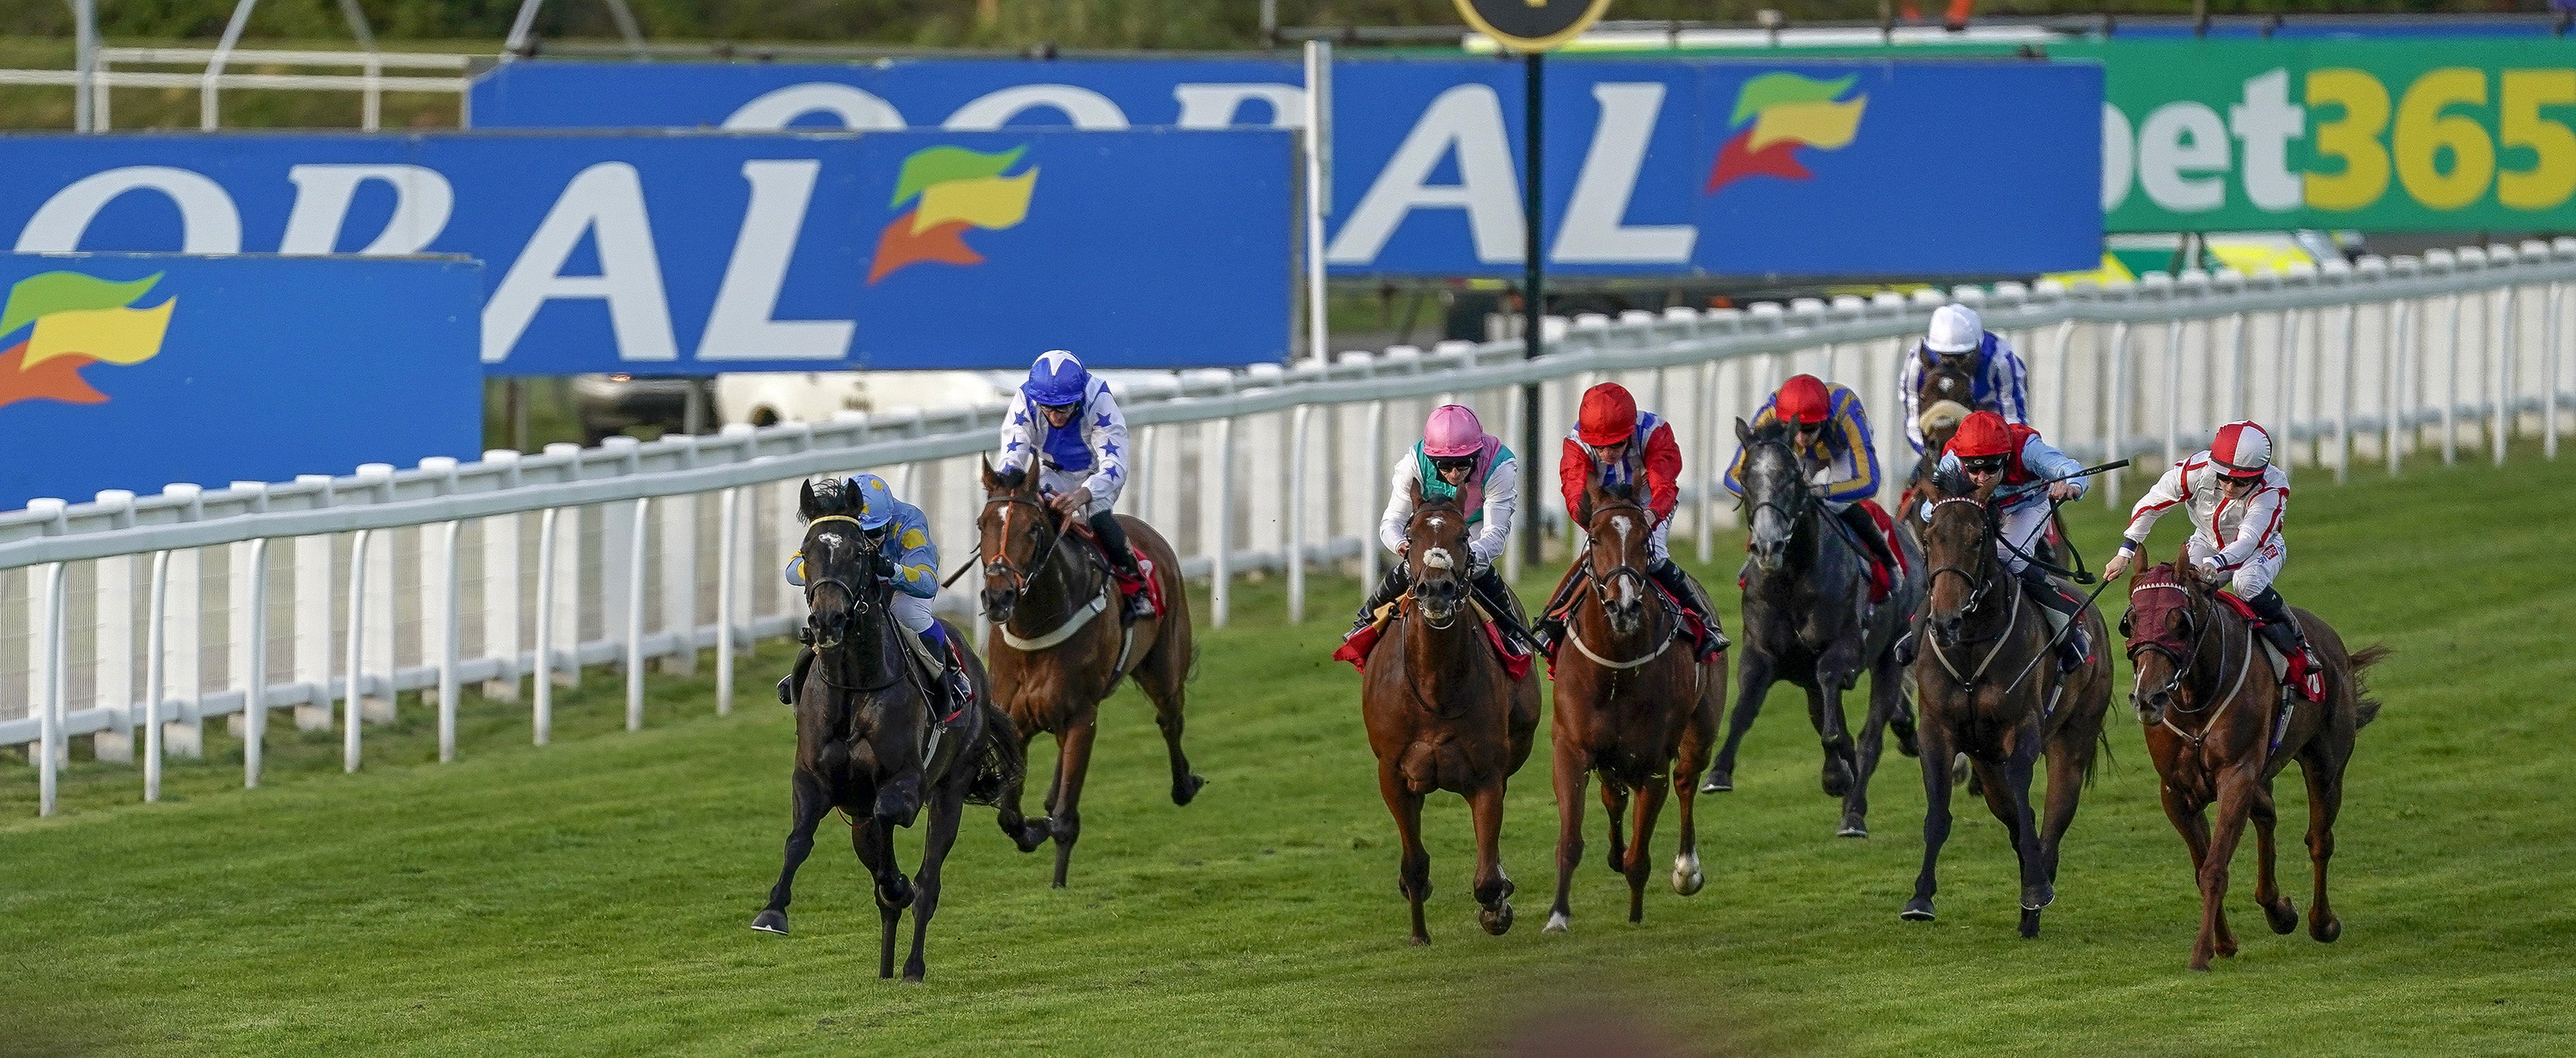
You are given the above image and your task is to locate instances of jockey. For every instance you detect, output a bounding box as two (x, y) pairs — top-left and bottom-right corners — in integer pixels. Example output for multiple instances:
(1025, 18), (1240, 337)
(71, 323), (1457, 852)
(1724, 373), (1900, 575)
(778, 474), (973, 710)
(1900, 304), (2031, 453)
(2105, 420), (2323, 702)
(1348, 404), (1530, 648)
(1530, 382), (1725, 657)
(995, 349), (1154, 623)
(1919, 410), (2091, 670)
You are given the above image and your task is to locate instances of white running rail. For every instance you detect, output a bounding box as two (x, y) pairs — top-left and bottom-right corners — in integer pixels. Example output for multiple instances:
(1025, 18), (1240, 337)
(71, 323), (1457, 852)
(6, 239), (2572, 814)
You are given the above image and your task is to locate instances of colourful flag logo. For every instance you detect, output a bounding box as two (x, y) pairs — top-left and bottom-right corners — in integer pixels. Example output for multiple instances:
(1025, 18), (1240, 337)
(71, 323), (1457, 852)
(0, 270), (174, 412)
(1703, 73), (1869, 195)
(869, 145), (1039, 284)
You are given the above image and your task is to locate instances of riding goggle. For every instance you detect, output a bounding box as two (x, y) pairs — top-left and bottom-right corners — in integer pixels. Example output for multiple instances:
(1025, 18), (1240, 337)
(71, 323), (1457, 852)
(1429, 456), (1478, 475)
(1039, 401), (1081, 415)
(1960, 456), (2007, 474)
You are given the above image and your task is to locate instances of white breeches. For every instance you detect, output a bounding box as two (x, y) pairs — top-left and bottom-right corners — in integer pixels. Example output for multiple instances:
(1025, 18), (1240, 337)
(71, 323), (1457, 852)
(1993, 502), (2051, 574)
(2188, 535), (2285, 597)
(1648, 516), (1672, 564)
(891, 592), (936, 634)
(1040, 467), (1119, 515)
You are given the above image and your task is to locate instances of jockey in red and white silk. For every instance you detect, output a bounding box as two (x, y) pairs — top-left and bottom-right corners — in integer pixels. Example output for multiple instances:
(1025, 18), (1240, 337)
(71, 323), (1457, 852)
(2110, 420), (2322, 700)
(1346, 404), (1532, 648)
(1530, 382), (1723, 655)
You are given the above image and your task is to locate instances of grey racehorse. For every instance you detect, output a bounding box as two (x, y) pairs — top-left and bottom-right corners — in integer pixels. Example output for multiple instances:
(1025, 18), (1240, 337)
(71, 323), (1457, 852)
(1703, 420), (1925, 838)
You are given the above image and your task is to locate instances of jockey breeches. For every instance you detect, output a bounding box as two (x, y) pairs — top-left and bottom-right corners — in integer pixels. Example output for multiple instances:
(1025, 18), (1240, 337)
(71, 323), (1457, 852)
(1040, 467), (1119, 515)
(2189, 535), (2285, 597)
(891, 592), (936, 634)
(1992, 502), (2050, 575)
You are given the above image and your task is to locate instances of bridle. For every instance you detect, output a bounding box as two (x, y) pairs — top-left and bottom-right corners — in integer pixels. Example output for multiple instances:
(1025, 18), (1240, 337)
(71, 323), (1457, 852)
(801, 514), (901, 694)
(1745, 436), (1814, 554)
(1923, 494), (2001, 633)
(1404, 504), (1472, 631)
(2126, 579), (2254, 752)
(1566, 496), (1678, 669)
(979, 492), (1071, 619)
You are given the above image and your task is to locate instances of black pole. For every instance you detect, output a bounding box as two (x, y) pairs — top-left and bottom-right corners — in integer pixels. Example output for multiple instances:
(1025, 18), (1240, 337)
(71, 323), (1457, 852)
(1519, 51), (1545, 567)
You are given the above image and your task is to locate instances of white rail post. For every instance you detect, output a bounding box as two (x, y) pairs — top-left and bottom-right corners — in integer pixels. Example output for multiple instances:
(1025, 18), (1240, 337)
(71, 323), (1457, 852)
(479, 451), (524, 702)
(2386, 297), (2406, 478)
(38, 556), (67, 817)
(438, 519), (462, 762)
(1361, 399), (1386, 590)
(543, 444), (584, 690)
(242, 536), (270, 788)
(144, 550), (170, 802)
(2444, 290), (2463, 465)
(225, 486), (263, 746)
(626, 497), (650, 731)
(659, 487), (698, 676)
(2276, 308), (2300, 466)
(1287, 404), (1311, 622)
(89, 491), (137, 763)
(2494, 283), (2516, 467)
(201, 0), (258, 130)
(2163, 317), (2184, 468)
(1302, 40), (1333, 367)
(1212, 415), (1235, 629)
(2547, 281), (2564, 461)
(716, 486), (739, 715)
(2224, 310), (2249, 421)
(2102, 321), (2129, 507)
(343, 528), (369, 773)
(292, 476), (337, 732)
(2335, 302), (2356, 483)
(533, 506), (558, 745)
(1697, 358), (1719, 564)
(357, 469), (395, 724)
(162, 485), (205, 758)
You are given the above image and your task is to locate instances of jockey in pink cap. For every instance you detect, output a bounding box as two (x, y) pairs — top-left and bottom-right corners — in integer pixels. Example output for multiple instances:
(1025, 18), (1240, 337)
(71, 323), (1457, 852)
(1345, 404), (1532, 648)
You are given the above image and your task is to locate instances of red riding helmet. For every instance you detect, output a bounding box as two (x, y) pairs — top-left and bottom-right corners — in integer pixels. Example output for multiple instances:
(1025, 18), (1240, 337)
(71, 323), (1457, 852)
(1775, 374), (1832, 426)
(1576, 383), (1640, 446)
(1949, 410), (2015, 459)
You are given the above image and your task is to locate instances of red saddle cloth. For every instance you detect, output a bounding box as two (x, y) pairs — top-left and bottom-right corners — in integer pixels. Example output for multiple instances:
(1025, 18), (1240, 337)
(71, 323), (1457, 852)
(1065, 517), (1166, 618)
(1334, 605), (1531, 683)
(1856, 499), (1906, 603)
(1545, 582), (1721, 678)
(2212, 590), (2325, 702)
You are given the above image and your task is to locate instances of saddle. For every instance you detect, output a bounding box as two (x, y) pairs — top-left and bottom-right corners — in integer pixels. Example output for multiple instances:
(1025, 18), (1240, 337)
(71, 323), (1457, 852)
(1063, 516), (1165, 618)
(1541, 579), (1721, 677)
(2212, 591), (2325, 702)
(1842, 499), (1908, 604)
(1333, 594), (1532, 682)
(896, 625), (970, 724)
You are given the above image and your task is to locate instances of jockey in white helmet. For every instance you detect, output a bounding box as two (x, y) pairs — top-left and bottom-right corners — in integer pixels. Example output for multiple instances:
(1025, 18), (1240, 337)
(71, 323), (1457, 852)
(2106, 420), (2323, 702)
(1900, 304), (2031, 453)
(994, 349), (1154, 623)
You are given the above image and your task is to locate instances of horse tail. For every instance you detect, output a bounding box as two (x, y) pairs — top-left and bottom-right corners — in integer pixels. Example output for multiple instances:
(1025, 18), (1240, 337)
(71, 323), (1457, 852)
(2085, 726), (2114, 788)
(2346, 643), (2394, 729)
(1186, 641), (1203, 684)
(965, 702), (1027, 807)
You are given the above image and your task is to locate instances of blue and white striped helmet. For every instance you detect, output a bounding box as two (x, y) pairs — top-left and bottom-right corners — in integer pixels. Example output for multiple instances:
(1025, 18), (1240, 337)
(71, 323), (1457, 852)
(850, 474), (896, 531)
(1022, 349), (1089, 407)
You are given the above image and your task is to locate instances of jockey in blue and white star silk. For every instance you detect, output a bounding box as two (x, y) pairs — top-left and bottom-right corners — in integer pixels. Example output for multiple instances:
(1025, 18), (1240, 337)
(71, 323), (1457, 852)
(779, 474), (971, 708)
(994, 349), (1154, 622)
(1900, 304), (2031, 453)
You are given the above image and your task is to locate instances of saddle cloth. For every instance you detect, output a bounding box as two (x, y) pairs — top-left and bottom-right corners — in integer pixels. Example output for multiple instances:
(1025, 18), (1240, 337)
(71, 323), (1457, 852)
(1064, 517), (1167, 618)
(2212, 590), (2324, 702)
(1334, 596), (1532, 682)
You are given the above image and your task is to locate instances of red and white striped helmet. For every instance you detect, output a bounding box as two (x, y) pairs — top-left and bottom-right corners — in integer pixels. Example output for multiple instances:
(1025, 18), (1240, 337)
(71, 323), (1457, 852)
(2212, 420), (2273, 479)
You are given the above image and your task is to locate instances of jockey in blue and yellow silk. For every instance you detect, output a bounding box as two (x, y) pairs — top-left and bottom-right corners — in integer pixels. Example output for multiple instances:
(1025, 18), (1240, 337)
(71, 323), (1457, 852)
(1726, 374), (1899, 573)
(778, 474), (970, 708)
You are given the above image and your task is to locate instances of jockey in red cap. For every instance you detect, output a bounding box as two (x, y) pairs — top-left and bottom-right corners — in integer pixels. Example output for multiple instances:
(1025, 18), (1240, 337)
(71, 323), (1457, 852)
(2105, 420), (2323, 704)
(1345, 404), (1534, 650)
(1529, 382), (1725, 656)
(1897, 410), (2093, 672)
(1725, 374), (1900, 573)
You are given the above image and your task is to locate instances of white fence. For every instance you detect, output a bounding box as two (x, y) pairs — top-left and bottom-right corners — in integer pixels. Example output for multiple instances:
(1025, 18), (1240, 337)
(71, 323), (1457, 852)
(6, 239), (2573, 814)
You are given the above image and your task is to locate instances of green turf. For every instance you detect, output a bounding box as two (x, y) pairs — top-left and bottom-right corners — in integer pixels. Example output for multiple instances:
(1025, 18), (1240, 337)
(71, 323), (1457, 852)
(5, 444), (2575, 1056)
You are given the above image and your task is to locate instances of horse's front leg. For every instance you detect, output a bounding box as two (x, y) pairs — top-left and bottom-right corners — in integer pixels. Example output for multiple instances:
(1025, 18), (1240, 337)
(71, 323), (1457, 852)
(752, 769), (831, 936)
(2192, 771), (2259, 969)
(1902, 719), (1955, 922)
(2248, 777), (2299, 936)
(901, 790), (966, 982)
(992, 721), (1050, 853)
(851, 816), (912, 979)
(1377, 762), (1433, 946)
(1807, 674), (1858, 803)
(1622, 774), (1670, 924)
(1467, 781), (1516, 936)
(1545, 736), (1588, 934)
(1704, 650), (1775, 792)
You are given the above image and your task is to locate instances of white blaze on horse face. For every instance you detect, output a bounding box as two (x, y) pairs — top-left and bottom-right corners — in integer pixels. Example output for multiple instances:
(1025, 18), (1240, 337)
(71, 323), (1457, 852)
(1616, 577), (1637, 609)
(1423, 547), (1455, 571)
(1610, 514), (1633, 547)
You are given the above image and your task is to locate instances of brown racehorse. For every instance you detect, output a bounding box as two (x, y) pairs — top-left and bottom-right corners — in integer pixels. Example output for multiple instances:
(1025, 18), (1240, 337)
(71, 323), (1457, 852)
(977, 461), (1203, 888)
(2122, 554), (2388, 970)
(1541, 474), (1724, 932)
(1360, 482), (1541, 945)
(1905, 467), (2112, 937)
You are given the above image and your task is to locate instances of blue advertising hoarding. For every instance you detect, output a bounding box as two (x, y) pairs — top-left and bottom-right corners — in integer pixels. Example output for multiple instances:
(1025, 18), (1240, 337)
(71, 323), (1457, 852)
(0, 252), (482, 510)
(471, 57), (2103, 277)
(0, 130), (1294, 375)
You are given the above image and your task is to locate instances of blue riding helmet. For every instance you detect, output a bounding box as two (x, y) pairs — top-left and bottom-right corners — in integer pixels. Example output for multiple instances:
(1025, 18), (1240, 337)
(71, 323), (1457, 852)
(1022, 349), (1089, 408)
(851, 474), (897, 531)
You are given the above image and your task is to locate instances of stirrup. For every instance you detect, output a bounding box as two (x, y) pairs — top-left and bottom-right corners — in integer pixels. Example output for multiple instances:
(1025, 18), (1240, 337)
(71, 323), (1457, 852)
(777, 674), (796, 706)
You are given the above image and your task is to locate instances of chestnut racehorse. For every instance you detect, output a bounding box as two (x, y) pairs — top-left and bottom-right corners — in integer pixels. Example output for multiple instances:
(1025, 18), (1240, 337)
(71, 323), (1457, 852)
(1542, 474), (1724, 932)
(2123, 554), (2388, 970)
(977, 461), (1203, 888)
(1906, 466), (2112, 937)
(1360, 482), (1541, 945)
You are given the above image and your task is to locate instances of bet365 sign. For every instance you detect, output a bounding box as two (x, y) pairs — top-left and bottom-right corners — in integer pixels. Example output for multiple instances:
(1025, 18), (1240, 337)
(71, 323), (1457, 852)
(2083, 38), (2576, 231)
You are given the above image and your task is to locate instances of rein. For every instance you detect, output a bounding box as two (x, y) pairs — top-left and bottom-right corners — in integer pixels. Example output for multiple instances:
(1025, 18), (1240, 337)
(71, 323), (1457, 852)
(2128, 582), (2257, 754)
(981, 494), (1090, 641)
(1570, 498), (1676, 668)
(802, 519), (904, 697)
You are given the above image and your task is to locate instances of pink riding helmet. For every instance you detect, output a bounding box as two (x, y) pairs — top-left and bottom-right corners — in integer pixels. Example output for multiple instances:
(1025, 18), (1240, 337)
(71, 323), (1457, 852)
(1422, 404), (1487, 457)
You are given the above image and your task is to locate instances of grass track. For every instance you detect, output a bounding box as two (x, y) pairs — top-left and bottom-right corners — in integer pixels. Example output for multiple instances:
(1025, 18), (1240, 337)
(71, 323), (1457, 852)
(5, 446), (2575, 1056)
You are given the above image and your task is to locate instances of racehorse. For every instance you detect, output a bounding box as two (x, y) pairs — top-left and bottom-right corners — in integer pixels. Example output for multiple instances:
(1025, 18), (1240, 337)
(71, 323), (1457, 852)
(2123, 554), (2388, 970)
(751, 480), (1025, 981)
(1705, 420), (1921, 839)
(1897, 347), (1979, 526)
(1904, 466), (2112, 937)
(1360, 482), (1541, 944)
(1542, 473), (1723, 932)
(977, 460), (1202, 888)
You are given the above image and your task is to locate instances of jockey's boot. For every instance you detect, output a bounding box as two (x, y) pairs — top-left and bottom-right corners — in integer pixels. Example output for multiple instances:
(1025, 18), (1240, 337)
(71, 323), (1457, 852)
(2015, 562), (2090, 672)
(2244, 586), (2325, 703)
(1467, 566), (1536, 653)
(778, 644), (815, 706)
(1891, 612), (1922, 666)
(1349, 564), (1409, 639)
(1650, 558), (1732, 653)
(919, 621), (973, 716)
(1088, 511), (1156, 623)
(1832, 502), (1901, 576)
(1529, 566), (1589, 659)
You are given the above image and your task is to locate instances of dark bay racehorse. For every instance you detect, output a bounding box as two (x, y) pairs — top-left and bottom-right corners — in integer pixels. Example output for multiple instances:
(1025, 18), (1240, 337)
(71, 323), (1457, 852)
(752, 481), (1025, 982)
(977, 461), (1201, 888)
(1543, 474), (1723, 932)
(1361, 483), (1541, 944)
(2124, 556), (2388, 970)
(1898, 350), (1978, 526)
(1905, 467), (2111, 937)
(1706, 420), (1921, 839)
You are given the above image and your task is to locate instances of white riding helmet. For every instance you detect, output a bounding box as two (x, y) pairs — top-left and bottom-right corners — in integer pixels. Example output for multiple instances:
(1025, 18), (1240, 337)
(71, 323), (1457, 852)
(2212, 420), (2273, 478)
(1926, 304), (1982, 354)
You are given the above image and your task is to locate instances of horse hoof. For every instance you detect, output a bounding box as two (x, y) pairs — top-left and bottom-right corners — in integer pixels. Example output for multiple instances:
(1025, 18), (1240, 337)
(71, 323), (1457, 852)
(1544, 910), (1570, 933)
(1701, 771), (1733, 793)
(2018, 911), (2042, 939)
(1820, 759), (1854, 799)
(2313, 915), (2343, 944)
(749, 910), (789, 936)
(1008, 820), (1050, 854)
(2263, 899), (2300, 935)
(902, 962), (926, 983)
(2021, 886), (2055, 912)
(1480, 900), (1515, 936)
(1408, 934), (1432, 947)
(1172, 773), (1207, 807)
(1892, 719), (1920, 758)
(1837, 823), (1869, 839)
(878, 876), (915, 912)
(1671, 854), (1704, 896)
(1900, 898), (1935, 922)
